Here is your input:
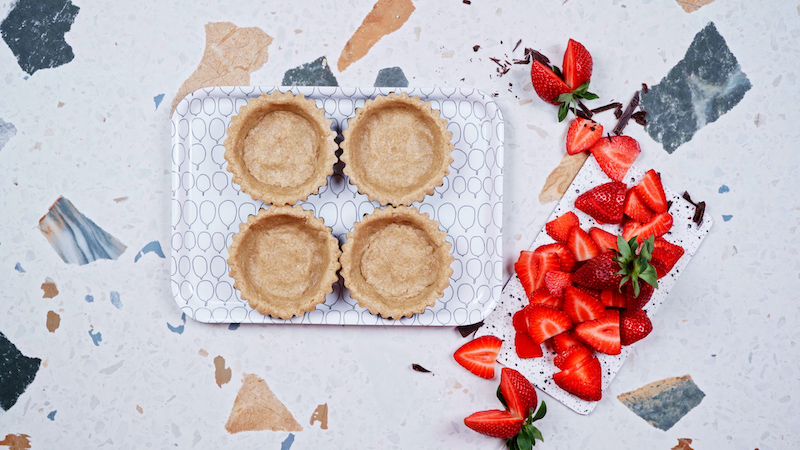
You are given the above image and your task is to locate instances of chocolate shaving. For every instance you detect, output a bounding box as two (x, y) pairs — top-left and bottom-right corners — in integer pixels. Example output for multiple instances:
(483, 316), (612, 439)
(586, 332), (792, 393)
(457, 321), (484, 337)
(489, 57), (502, 66)
(529, 49), (550, 66)
(570, 107), (592, 120)
(591, 102), (623, 114)
(613, 91), (640, 135)
(412, 364), (432, 373)
(512, 39), (522, 52)
(641, 83), (649, 94)
(473, 45), (481, 52)
(682, 191), (696, 205)
(631, 110), (647, 126)
(577, 101), (593, 118)
(682, 192), (706, 225)
(463, 0), (471, 4)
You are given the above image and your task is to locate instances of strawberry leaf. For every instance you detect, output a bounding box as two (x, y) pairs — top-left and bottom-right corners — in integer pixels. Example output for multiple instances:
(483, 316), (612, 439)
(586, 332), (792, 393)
(531, 401), (547, 422)
(552, 65), (563, 79)
(530, 425), (544, 443)
(516, 427), (532, 450)
(496, 385), (508, 410)
(557, 101), (570, 122)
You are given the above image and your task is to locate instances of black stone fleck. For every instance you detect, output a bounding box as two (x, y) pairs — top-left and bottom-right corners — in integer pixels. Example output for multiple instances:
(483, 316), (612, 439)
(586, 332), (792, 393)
(0, 331), (41, 411)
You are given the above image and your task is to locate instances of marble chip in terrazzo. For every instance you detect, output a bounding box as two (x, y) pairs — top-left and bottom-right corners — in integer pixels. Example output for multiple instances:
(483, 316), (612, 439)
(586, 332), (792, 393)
(0, 331), (41, 411)
(618, 375), (706, 431)
(374, 67), (409, 87)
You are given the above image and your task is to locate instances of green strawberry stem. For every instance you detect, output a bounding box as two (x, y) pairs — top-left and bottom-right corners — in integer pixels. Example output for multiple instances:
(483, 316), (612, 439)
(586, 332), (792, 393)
(613, 235), (658, 297)
(506, 401), (547, 450)
(556, 81), (599, 122)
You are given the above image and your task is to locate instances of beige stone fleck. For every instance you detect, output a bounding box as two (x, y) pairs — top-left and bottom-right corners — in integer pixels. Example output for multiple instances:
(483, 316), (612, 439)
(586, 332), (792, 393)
(675, 0), (716, 13)
(46, 311), (60, 333)
(539, 152), (589, 204)
(337, 0), (415, 72)
(224, 374), (302, 434)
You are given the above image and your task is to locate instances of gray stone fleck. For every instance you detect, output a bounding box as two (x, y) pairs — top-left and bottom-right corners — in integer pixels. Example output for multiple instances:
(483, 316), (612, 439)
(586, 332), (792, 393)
(282, 56), (338, 86)
(374, 67), (409, 87)
(618, 374), (705, 431)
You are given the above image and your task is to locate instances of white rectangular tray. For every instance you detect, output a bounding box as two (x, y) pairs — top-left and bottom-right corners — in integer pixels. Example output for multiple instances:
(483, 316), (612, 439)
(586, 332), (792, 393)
(170, 86), (504, 325)
(476, 156), (712, 414)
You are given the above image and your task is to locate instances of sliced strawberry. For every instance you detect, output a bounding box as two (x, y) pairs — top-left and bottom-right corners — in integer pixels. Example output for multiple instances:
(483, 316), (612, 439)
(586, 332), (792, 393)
(571, 252), (623, 291)
(575, 181), (626, 224)
(562, 39), (593, 90)
(625, 282), (655, 312)
(599, 288), (627, 308)
(545, 270), (572, 298)
(563, 286), (606, 324)
(453, 335), (502, 379)
(589, 135), (641, 182)
(573, 285), (601, 300)
(512, 308), (528, 333)
(566, 117), (603, 155)
(535, 243), (577, 272)
(620, 309), (653, 346)
(654, 237), (685, 258)
(652, 237), (684, 274)
(464, 409), (524, 439)
(588, 227), (619, 253)
(553, 355), (602, 401)
(515, 251), (539, 298)
(530, 60), (572, 105)
(567, 227), (599, 262)
(545, 212), (580, 243)
(623, 188), (654, 223)
(622, 212), (674, 243)
(636, 169), (668, 213)
(549, 331), (584, 354)
(514, 332), (543, 359)
(525, 305), (573, 345)
(553, 343), (594, 370)
(574, 309), (621, 355)
(651, 257), (670, 279)
(500, 368), (538, 419)
(528, 287), (563, 309)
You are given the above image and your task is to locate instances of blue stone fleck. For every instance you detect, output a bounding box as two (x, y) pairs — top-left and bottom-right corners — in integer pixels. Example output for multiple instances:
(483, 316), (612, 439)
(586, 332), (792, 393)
(0, 118), (17, 152)
(282, 57), (338, 86)
(374, 67), (409, 87)
(722, 214), (732, 222)
(134, 241), (165, 263)
(110, 291), (122, 309)
(228, 323), (240, 331)
(280, 433), (295, 450)
(641, 22), (751, 153)
(0, 0), (80, 75)
(38, 196), (127, 265)
(14, 263), (25, 273)
(718, 185), (729, 193)
(154, 94), (165, 110)
(47, 410), (56, 420)
(85, 294), (94, 303)
(88, 329), (102, 346)
(0, 331), (41, 411)
(618, 375), (705, 431)
(167, 313), (186, 335)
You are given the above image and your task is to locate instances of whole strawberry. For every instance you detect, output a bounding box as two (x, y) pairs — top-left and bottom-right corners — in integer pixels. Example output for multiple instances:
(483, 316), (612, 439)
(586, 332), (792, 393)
(620, 309), (653, 345)
(571, 252), (623, 291)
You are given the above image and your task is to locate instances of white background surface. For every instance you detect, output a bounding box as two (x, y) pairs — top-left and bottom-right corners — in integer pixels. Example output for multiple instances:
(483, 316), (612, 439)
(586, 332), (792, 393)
(1, 0), (799, 448)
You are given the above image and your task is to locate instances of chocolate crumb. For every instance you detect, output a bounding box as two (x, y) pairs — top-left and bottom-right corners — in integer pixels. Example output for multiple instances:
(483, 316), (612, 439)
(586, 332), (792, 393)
(492, 92), (499, 97)
(529, 49), (550, 66)
(693, 201), (706, 225)
(614, 107), (623, 119)
(641, 83), (649, 94)
(613, 91), (640, 135)
(473, 45), (481, 52)
(457, 321), (484, 337)
(412, 364), (432, 373)
(463, 0), (471, 4)
(631, 110), (647, 126)
(667, 200), (673, 211)
(682, 191), (696, 206)
(512, 39), (522, 52)
(591, 102), (623, 114)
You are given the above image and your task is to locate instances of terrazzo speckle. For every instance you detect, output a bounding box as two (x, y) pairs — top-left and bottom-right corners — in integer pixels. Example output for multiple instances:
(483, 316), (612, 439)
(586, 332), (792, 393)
(280, 433), (295, 450)
(337, 0), (415, 72)
(87, 329), (102, 346)
(0, 331), (41, 411)
(281, 56), (338, 86)
(374, 67), (409, 87)
(46, 410), (56, 421)
(167, 313), (186, 334)
(13, 263), (24, 273)
(618, 375), (705, 431)
(109, 291), (122, 309)
(0, 434), (31, 450)
(133, 241), (165, 262)
(0, 118), (17, 152)
(153, 94), (165, 110)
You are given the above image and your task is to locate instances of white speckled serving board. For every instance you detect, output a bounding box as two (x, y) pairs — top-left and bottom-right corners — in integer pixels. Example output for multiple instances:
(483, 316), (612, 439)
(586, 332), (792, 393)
(170, 86), (504, 325)
(476, 155), (712, 414)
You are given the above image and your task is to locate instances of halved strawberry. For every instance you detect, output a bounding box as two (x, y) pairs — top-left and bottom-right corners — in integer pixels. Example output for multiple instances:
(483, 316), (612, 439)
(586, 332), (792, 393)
(530, 60), (572, 105)
(575, 181), (626, 224)
(453, 335), (503, 379)
(588, 227), (619, 253)
(512, 308), (528, 333)
(620, 309), (653, 346)
(562, 39), (593, 90)
(516, 251), (560, 298)
(622, 212), (674, 243)
(571, 252), (623, 291)
(545, 270), (572, 298)
(567, 227), (599, 262)
(566, 117), (603, 155)
(545, 212), (580, 243)
(549, 331), (584, 354)
(528, 287), (563, 309)
(514, 332), (543, 359)
(563, 286), (606, 324)
(574, 309), (621, 355)
(535, 242), (576, 272)
(573, 285), (601, 300)
(623, 188), (654, 223)
(654, 237), (685, 258)
(599, 288), (627, 308)
(525, 305), (573, 345)
(625, 282), (654, 312)
(552, 355), (602, 401)
(500, 368), (538, 419)
(464, 410), (524, 439)
(590, 136), (641, 182)
(651, 258), (670, 279)
(636, 169), (668, 213)
(652, 237), (684, 274)
(553, 343), (593, 370)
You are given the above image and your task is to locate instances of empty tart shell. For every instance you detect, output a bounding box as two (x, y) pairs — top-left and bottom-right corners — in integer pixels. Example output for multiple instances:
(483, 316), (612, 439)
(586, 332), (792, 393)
(228, 205), (341, 320)
(224, 91), (337, 205)
(341, 92), (454, 206)
(341, 206), (453, 319)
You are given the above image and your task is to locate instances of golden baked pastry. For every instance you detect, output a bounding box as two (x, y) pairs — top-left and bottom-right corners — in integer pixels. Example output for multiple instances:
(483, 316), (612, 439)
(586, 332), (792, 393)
(224, 91), (337, 205)
(341, 92), (454, 206)
(228, 206), (340, 319)
(341, 206), (453, 319)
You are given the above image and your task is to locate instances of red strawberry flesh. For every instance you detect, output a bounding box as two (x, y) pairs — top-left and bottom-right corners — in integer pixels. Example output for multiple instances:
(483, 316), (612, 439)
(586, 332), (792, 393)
(453, 335), (502, 379)
(546, 212), (580, 243)
(566, 117), (603, 155)
(464, 409), (524, 439)
(530, 60), (572, 105)
(526, 305), (573, 345)
(574, 309), (621, 355)
(575, 181), (626, 224)
(553, 355), (602, 401)
(562, 38), (593, 90)
(589, 135), (641, 182)
(500, 368), (538, 419)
